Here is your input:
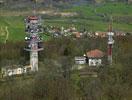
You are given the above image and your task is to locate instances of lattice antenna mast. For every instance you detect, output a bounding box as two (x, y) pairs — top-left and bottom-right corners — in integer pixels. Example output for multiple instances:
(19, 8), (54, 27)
(24, 0), (43, 72)
(107, 16), (114, 65)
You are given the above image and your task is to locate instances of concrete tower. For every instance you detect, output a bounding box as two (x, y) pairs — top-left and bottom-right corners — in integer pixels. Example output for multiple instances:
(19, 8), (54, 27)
(24, 16), (43, 72)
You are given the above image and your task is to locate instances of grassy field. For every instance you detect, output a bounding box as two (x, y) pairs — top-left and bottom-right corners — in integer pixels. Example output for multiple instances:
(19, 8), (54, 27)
(63, 3), (132, 30)
(0, 3), (132, 42)
(0, 16), (50, 43)
(0, 16), (25, 41)
(42, 3), (132, 32)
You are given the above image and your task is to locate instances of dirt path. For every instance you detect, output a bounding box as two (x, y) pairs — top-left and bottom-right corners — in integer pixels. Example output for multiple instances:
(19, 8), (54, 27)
(0, 27), (5, 36)
(0, 10), (77, 17)
(4, 26), (9, 43)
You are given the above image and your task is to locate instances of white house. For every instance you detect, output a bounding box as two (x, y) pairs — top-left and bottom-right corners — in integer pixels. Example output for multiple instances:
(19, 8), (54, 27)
(88, 59), (102, 66)
(75, 56), (86, 65)
(86, 49), (104, 66)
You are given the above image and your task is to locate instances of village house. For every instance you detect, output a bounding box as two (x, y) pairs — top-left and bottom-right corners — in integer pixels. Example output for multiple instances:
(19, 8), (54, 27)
(95, 31), (107, 38)
(75, 56), (86, 65)
(114, 31), (126, 36)
(95, 31), (126, 37)
(1, 65), (31, 77)
(86, 49), (105, 66)
(73, 32), (83, 38)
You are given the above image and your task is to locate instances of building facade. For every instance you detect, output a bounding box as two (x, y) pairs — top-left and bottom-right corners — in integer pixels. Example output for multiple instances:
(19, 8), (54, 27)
(86, 49), (104, 66)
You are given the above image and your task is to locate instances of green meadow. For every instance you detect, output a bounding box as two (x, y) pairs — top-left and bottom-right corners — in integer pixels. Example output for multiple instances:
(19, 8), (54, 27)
(0, 3), (132, 42)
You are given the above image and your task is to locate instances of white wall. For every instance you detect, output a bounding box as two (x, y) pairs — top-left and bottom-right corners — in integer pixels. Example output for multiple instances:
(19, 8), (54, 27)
(89, 59), (102, 66)
(75, 60), (86, 65)
(2, 66), (31, 77)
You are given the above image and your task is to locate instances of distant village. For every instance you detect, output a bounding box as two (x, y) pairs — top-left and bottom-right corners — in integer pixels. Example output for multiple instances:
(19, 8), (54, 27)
(44, 25), (130, 38)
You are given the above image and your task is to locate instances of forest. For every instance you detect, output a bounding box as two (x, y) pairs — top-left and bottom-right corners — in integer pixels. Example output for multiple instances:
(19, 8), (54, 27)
(0, 36), (132, 100)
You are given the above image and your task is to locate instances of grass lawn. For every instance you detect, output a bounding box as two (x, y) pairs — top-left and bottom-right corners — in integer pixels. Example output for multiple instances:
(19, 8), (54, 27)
(0, 16), (50, 43)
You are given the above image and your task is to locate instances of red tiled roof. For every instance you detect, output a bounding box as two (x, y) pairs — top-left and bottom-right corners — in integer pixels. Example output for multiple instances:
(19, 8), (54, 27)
(28, 16), (38, 20)
(86, 49), (104, 58)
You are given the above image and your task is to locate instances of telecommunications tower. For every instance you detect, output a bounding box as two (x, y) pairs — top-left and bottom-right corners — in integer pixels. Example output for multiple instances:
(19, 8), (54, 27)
(107, 23), (114, 65)
(24, 0), (43, 72)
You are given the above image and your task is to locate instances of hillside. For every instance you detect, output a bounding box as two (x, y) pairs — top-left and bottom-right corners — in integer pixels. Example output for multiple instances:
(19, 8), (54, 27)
(0, 1), (132, 100)
(0, 36), (132, 100)
(0, 2), (132, 42)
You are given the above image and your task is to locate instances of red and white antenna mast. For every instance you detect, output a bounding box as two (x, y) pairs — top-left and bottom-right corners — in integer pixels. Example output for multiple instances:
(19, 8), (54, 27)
(107, 21), (114, 65)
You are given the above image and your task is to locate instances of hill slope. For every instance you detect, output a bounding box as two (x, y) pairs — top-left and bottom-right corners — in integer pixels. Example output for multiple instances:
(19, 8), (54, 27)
(0, 2), (132, 42)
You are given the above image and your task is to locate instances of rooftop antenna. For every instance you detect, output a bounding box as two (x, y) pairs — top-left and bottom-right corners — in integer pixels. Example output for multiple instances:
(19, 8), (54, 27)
(107, 15), (114, 65)
(33, 0), (37, 15)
